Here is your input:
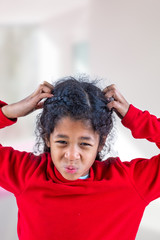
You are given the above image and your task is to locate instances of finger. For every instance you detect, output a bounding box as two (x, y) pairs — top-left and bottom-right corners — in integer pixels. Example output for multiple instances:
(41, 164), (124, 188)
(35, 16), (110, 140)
(40, 83), (53, 94)
(103, 84), (118, 101)
(33, 92), (53, 110)
(38, 92), (53, 100)
(43, 81), (54, 90)
(107, 100), (130, 119)
(33, 84), (53, 98)
(36, 101), (44, 109)
(107, 100), (120, 111)
(42, 86), (52, 94)
(104, 89), (120, 102)
(103, 84), (116, 94)
(103, 84), (126, 105)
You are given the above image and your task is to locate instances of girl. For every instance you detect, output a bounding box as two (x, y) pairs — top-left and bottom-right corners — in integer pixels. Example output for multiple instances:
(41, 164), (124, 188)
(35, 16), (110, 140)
(0, 76), (160, 240)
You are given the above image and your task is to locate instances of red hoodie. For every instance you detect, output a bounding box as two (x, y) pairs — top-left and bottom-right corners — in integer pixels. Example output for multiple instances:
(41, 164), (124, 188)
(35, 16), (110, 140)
(0, 101), (160, 240)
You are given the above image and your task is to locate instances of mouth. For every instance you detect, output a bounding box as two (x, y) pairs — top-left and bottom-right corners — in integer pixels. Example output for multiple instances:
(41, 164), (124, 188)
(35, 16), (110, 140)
(64, 166), (78, 174)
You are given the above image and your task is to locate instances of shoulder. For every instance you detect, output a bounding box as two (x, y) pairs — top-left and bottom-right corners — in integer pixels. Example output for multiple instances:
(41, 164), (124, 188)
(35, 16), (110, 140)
(94, 157), (122, 168)
(92, 157), (125, 180)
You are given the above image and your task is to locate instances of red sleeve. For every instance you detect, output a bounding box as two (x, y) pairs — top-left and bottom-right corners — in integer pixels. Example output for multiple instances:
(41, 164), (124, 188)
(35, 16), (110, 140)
(0, 101), (17, 128)
(0, 100), (39, 195)
(121, 105), (160, 203)
(0, 146), (40, 195)
(122, 104), (160, 148)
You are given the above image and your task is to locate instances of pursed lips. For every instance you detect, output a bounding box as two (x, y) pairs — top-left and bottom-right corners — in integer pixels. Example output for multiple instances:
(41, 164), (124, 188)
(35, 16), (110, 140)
(64, 165), (79, 174)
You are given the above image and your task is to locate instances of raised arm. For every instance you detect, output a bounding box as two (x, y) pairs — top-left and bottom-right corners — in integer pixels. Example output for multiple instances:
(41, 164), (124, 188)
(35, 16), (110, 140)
(1, 81), (53, 119)
(0, 81), (54, 195)
(103, 85), (160, 203)
(103, 84), (160, 146)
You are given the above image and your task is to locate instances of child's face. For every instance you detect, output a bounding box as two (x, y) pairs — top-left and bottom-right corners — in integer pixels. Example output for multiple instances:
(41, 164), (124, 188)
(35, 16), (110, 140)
(47, 116), (100, 180)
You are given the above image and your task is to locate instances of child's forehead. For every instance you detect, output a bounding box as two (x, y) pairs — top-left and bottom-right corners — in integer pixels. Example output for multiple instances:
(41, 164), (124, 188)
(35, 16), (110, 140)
(55, 116), (93, 130)
(52, 116), (99, 136)
(52, 116), (99, 141)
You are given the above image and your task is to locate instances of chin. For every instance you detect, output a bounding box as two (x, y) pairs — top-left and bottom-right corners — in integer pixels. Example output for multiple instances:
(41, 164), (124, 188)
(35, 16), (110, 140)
(63, 173), (79, 181)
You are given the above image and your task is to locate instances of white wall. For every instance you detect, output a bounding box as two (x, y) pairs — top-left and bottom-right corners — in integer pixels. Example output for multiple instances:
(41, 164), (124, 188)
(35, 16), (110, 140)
(40, 4), (90, 77)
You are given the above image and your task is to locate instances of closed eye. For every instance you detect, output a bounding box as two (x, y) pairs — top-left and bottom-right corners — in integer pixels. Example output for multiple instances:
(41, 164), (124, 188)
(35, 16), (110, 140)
(55, 140), (67, 145)
(80, 142), (92, 147)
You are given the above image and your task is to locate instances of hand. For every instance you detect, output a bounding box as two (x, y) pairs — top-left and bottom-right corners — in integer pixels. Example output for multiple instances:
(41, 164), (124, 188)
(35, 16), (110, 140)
(1, 81), (53, 119)
(103, 84), (130, 119)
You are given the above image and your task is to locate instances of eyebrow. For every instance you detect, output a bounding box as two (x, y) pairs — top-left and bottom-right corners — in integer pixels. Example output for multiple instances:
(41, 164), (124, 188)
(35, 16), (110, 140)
(55, 134), (69, 139)
(55, 134), (93, 141)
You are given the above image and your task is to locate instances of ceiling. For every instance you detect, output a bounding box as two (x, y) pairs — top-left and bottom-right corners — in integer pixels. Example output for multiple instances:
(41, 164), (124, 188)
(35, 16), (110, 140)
(0, 0), (90, 24)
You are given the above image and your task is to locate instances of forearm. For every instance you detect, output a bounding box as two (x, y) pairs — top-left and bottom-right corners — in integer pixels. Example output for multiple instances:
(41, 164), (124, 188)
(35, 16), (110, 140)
(1, 81), (53, 119)
(1, 99), (34, 119)
(1, 104), (19, 119)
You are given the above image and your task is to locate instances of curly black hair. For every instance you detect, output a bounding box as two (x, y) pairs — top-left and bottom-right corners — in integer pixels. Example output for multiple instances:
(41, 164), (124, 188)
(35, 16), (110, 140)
(35, 75), (114, 161)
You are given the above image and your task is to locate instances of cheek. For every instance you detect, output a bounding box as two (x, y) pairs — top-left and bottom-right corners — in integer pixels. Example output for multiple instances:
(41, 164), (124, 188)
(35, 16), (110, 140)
(84, 151), (97, 164)
(50, 148), (62, 163)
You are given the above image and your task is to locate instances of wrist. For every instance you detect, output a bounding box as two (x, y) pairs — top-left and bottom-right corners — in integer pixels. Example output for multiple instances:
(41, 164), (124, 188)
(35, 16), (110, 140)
(120, 103), (130, 118)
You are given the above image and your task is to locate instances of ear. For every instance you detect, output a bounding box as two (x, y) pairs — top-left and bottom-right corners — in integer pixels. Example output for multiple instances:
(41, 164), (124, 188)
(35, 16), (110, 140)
(46, 140), (50, 148)
(45, 135), (50, 148)
(98, 136), (107, 152)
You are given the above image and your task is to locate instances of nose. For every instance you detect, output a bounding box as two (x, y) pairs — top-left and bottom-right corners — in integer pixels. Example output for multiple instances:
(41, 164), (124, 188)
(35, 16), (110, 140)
(64, 146), (80, 161)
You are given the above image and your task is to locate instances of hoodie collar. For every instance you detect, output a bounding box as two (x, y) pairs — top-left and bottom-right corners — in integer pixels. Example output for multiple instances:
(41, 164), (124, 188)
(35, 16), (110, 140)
(46, 153), (95, 184)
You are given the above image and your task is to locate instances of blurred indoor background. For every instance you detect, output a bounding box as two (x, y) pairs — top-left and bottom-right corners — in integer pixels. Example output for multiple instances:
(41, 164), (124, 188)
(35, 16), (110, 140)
(0, 0), (160, 239)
